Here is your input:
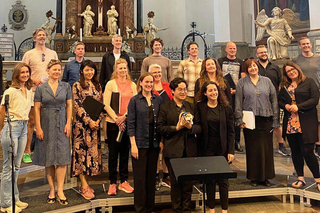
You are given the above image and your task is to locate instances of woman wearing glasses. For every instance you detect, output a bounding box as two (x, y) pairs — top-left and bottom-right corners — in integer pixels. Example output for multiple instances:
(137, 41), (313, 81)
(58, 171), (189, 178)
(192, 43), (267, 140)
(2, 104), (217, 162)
(33, 59), (72, 205)
(278, 61), (320, 190)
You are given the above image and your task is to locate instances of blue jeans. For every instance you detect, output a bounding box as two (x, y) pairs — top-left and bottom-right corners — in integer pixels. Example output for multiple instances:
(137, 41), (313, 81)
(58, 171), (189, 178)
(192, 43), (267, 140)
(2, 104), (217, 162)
(0, 121), (28, 208)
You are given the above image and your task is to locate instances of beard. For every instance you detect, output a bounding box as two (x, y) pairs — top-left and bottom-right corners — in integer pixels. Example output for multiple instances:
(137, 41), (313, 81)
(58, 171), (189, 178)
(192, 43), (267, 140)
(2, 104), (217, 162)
(259, 57), (268, 63)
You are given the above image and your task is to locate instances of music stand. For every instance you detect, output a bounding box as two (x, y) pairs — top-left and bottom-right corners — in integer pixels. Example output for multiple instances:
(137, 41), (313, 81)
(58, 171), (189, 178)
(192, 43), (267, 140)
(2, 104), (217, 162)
(170, 156), (237, 213)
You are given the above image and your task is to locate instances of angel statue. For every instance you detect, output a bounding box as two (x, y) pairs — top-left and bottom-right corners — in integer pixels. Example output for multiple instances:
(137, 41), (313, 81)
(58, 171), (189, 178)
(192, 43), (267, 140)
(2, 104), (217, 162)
(255, 7), (294, 60)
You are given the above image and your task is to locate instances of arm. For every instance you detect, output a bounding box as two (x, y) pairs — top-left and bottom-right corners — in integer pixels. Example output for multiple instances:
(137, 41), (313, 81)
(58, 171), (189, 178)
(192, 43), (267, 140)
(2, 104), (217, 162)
(34, 102), (43, 140)
(167, 60), (173, 82)
(127, 97), (136, 137)
(157, 105), (178, 136)
(193, 102), (202, 137)
(103, 81), (118, 122)
(226, 105), (235, 163)
(268, 80), (280, 128)
(64, 99), (72, 138)
(234, 80), (244, 126)
(140, 58), (148, 74)
(224, 80), (232, 105)
(296, 79), (320, 111)
(254, 18), (272, 27)
(130, 136), (139, 159)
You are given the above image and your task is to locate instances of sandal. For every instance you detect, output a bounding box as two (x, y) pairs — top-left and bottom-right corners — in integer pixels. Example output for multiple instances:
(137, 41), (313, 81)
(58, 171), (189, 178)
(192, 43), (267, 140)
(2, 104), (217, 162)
(292, 180), (306, 189)
(56, 194), (69, 205)
(47, 196), (56, 204)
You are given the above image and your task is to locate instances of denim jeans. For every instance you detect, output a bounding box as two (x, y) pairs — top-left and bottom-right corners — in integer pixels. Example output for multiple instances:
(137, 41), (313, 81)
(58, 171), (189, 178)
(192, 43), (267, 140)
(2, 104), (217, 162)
(0, 120), (28, 208)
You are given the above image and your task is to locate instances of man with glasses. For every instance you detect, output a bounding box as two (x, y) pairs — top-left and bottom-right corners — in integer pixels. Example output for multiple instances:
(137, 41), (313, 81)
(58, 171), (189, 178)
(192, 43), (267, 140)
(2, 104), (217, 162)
(21, 28), (58, 163)
(176, 42), (202, 103)
(256, 45), (290, 156)
(292, 37), (320, 157)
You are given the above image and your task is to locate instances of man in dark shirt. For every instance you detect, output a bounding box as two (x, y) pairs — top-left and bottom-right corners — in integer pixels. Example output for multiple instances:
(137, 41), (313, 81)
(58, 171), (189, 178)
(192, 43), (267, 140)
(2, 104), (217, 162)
(218, 42), (245, 152)
(256, 45), (290, 156)
(99, 34), (131, 92)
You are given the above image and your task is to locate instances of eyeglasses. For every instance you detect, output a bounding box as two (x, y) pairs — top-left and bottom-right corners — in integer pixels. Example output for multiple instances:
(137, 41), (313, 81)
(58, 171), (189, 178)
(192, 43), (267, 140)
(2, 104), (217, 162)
(177, 88), (187, 92)
(42, 53), (45, 62)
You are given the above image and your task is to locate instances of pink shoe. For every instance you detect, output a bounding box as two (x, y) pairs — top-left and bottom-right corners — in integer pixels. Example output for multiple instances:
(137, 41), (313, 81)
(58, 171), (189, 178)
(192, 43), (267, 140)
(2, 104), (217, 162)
(108, 184), (117, 195)
(118, 181), (134, 193)
(80, 185), (95, 200)
(80, 185), (94, 193)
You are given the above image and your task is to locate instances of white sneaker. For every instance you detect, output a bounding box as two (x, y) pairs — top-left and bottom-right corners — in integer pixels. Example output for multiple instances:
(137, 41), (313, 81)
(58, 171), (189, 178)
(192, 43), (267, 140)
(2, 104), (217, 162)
(0, 205), (22, 213)
(16, 201), (28, 209)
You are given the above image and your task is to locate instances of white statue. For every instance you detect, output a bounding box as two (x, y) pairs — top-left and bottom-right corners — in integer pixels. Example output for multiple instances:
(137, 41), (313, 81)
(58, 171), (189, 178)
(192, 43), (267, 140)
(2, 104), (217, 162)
(143, 11), (168, 53)
(255, 7), (294, 60)
(67, 25), (77, 39)
(78, 5), (95, 37)
(126, 26), (136, 39)
(107, 5), (118, 36)
(41, 11), (59, 48)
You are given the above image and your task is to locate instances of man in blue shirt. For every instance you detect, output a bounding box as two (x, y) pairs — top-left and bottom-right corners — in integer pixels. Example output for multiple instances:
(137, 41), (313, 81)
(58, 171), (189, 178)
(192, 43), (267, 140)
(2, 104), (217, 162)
(62, 42), (85, 87)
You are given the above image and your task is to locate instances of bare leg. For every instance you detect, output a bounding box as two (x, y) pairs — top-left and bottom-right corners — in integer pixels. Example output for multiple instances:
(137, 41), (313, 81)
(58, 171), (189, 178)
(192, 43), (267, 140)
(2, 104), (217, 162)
(79, 174), (89, 189)
(46, 166), (56, 198)
(274, 126), (284, 143)
(222, 210), (228, 213)
(162, 154), (169, 173)
(25, 107), (35, 153)
(209, 209), (215, 213)
(56, 165), (67, 200)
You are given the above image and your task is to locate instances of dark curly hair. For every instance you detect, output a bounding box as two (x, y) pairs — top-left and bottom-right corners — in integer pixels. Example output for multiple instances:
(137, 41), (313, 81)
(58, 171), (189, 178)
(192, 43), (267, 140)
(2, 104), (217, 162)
(198, 81), (229, 106)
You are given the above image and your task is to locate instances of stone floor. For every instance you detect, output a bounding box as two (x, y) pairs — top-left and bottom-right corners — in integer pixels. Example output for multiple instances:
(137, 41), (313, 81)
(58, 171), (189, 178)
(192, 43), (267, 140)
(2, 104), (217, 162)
(1, 142), (320, 212)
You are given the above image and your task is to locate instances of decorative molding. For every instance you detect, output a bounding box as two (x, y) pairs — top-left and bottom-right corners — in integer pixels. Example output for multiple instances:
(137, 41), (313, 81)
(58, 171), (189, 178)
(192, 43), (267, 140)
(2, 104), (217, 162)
(8, 0), (28, 31)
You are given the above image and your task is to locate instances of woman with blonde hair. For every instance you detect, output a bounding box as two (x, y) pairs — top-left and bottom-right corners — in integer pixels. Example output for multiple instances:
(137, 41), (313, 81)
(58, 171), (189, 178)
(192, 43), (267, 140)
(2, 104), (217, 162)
(104, 58), (137, 195)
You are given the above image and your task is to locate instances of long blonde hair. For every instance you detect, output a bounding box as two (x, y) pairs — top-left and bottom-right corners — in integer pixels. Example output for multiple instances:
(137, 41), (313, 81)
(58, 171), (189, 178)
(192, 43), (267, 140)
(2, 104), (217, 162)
(110, 58), (131, 81)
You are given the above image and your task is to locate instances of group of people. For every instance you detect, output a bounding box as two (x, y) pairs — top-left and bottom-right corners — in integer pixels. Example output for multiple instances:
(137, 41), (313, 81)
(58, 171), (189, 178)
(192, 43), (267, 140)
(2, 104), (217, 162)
(0, 25), (320, 213)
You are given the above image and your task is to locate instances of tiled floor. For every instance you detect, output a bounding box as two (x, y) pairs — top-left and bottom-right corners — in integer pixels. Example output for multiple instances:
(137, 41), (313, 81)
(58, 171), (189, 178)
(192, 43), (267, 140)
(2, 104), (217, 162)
(1, 143), (320, 212)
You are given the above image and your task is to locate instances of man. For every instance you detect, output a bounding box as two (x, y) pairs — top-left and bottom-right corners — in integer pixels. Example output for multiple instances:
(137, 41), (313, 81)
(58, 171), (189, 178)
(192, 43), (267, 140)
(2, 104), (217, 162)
(176, 42), (202, 103)
(292, 37), (320, 157)
(99, 34), (131, 92)
(218, 42), (245, 152)
(22, 28), (58, 163)
(62, 42), (85, 88)
(256, 45), (290, 156)
(141, 37), (173, 83)
(157, 77), (200, 213)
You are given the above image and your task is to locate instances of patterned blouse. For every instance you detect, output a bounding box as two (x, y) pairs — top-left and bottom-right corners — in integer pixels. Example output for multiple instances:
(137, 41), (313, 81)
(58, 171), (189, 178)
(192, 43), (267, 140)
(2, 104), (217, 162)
(286, 85), (302, 134)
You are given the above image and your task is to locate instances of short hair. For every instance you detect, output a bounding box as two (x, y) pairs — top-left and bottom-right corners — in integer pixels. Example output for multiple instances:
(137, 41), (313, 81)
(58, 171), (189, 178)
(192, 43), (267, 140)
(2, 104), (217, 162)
(148, 64), (162, 72)
(150, 37), (164, 50)
(169, 77), (188, 91)
(112, 34), (122, 42)
(136, 72), (154, 93)
(79, 60), (101, 91)
(187, 42), (198, 51)
(10, 62), (33, 90)
(32, 28), (46, 39)
(47, 59), (61, 70)
(271, 7), (283, 17)
(280, 61), (306, 88)
(198, 81), (229, 106)
(110, 58), (131, 81)
(74, 42), (85, 52)
(242, 58), (259, 74)
(256, 45), (267, 51)
(299, 36), (310, 45)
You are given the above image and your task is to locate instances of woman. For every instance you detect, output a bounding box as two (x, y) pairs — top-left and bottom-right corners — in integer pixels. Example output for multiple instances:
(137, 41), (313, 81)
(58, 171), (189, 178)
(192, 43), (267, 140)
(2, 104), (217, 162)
(194, 81), (234, 213)
(278, 61), (320, 190)
(71, 60), (103, 200)
(0, 63), (33, 212)
(127, 72), (162, 213)
(194, 57), (231, 103)
(148, 63), (172, 189)
(104, 58), (137, 195)
(235, 59), (279, 186)
(34, 59), (72, 205)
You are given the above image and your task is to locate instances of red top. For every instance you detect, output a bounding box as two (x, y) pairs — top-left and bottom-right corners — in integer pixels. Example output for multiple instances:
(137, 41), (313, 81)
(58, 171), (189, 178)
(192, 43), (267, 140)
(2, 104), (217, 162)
(153, 81), (173, 100)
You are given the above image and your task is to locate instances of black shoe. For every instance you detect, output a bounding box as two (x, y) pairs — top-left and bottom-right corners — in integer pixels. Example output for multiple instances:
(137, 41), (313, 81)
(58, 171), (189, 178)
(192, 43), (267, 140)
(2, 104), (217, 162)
(235, 141), (244, 152)
(263, 180), (271, 187)
(315, 146), (320, 158)
(250, 180), (258, 187)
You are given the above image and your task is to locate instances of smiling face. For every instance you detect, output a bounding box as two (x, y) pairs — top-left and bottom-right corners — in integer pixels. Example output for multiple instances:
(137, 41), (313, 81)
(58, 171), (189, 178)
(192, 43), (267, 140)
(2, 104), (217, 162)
(82, 65), (95, 81)
(226, 42), (237, 58)
(188, 44), (199, 58)
(149, 67), (162, 82)
(33, 30), (46, 46)
(140, 75), (154, 93)
(299, 38), (312, 54)
(152, 41), (162, 54)
(112, 36), (122, 50)
(19, 66), (30, 83)
(285, 65), (299, 81)
(47, 64), (62, 80)
(247, 62), (259, 77)
(116, 62), (128, 79)
(256, 47), (268, 62)
(205, 59), (216, 74)
(172, 82), (187, 102)
(205, 83), (218, 102)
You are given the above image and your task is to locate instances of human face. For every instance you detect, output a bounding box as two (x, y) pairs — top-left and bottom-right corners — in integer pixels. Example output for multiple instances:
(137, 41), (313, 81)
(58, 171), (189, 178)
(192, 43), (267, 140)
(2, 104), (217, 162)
(48, 64), (62, 80)
(82, 66), (95, 81)
(140, 75), (154, 93)
(299, 38), (312, 54)
(74, 44), (85, 58)
(256, 47), (268, 62)
(205, 59), (216, 74)
(149, 67), (162, 82)
(225, 42), (237, 58)
(116, 63), (128, 79)
(205, 84), (218, 102)
(112, 37), (122, 50)
(285, 66), (299, 81)
(173, 82), (187, 102)
(152, 41), (162, 54)
(33, 30), (46, 46)
(188, 44), (199, 58)
(19, 66), (30, 83)
(247, 62), (259, 77)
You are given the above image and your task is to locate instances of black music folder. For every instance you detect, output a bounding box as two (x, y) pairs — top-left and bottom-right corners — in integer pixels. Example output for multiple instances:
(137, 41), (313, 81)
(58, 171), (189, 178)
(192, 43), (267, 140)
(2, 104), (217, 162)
(110, 92), (120, 114)
(224, 73), (236, 89)
(83, 96), (105, 121)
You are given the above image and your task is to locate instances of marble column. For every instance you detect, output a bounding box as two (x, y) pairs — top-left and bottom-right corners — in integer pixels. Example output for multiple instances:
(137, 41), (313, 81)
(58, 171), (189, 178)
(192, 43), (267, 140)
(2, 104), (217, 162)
(136, 0), (143, 33)
(56, 0), (63, 33)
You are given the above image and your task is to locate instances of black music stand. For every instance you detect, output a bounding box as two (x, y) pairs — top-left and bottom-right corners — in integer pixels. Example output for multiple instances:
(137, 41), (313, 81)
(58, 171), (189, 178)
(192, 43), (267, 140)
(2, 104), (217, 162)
(170, 156), (237, 213)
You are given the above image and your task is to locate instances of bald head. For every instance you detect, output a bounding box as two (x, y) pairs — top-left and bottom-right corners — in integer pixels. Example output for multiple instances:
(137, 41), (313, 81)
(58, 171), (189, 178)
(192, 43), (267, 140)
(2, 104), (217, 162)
(225, 42), (237, 59)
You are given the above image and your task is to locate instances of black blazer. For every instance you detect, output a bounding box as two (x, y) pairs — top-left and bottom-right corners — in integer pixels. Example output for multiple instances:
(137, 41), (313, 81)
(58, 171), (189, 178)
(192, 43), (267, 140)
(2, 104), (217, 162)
(157, 99), (200, 158)
(194, 101), (235, 157)
(278, 77), (319, 143)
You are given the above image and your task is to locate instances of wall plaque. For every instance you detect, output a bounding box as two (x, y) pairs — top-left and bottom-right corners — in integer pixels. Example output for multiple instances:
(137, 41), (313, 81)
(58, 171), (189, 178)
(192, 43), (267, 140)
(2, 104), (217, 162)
(8, 0), (28, 31)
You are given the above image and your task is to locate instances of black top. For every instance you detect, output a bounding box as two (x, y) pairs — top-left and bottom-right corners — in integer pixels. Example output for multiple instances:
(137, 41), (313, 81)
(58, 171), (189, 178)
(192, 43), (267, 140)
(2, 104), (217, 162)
(207, 105), (222, 153)
(158, 90), (170, 103)
(149, 105), (155, 148)
(258, 61), (281, 93)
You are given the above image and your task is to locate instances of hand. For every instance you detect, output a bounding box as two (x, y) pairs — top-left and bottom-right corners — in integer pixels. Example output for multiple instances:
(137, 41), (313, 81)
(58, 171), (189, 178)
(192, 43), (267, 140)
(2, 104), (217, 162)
(228, 154), (234, 163)
(131, 145), (139, 159)
(115, 115), (126, 126)
(239, 124), (246, 129)
(176, 117), (185, 131)
(184, 120), (192, 129)
(64, 123), (71, 138)
(118, 122), (126, 132)
(33, 79), (42, 86)
(230, 89), (236, 95)
(159, 142), (164, 153)
(36, 128), (44, 141)
(291, 104), (298, 113)
(285, 104), (292, 112)
(89, 121), (99, 130)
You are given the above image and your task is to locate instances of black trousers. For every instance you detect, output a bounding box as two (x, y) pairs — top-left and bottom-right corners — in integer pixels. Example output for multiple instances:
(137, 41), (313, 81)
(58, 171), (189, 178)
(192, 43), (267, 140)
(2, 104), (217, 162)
(287, 133), (320, 178)
(165, 157), (193, 213)
(132, 148), (159, 213)
(107, 122), (130, 184)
